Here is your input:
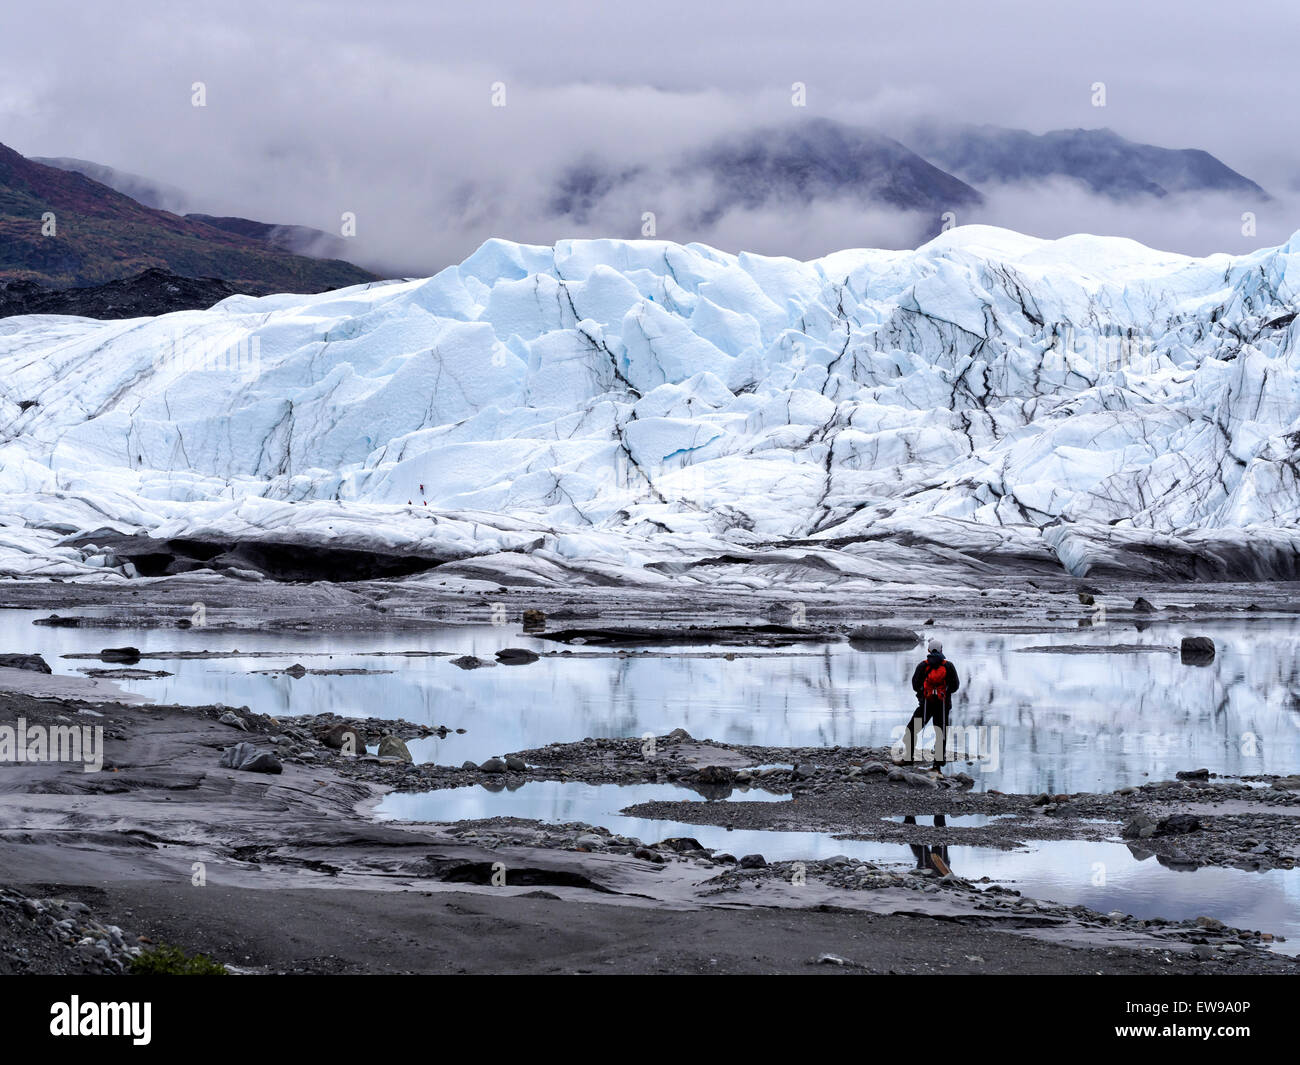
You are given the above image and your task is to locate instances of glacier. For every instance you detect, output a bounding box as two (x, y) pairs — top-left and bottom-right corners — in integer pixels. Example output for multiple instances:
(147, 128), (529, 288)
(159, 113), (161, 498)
(1, 224), (1298, 587)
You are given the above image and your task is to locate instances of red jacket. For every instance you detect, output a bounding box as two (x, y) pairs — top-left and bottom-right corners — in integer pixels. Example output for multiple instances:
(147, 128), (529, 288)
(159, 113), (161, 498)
(911, 654), (960, 711)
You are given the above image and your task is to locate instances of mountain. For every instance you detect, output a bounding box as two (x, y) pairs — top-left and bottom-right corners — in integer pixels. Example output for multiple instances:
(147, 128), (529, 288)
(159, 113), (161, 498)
(0, 268), (243, 319)
(0, 142), (376, 291)
(550, 118), (983, 232)
(904, 124), (1270, 200)
(30, 155), (190, 213)
(32, 157), (353, 260)
(185, 214), (352, 260)
(0, 227), (1297, 584)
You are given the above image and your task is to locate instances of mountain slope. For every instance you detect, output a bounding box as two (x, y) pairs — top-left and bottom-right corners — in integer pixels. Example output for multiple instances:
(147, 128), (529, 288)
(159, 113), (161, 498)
(0, 227), (1297, 584)
(905, 124), (1269, 200)
(551, 119), (982, 231)
(0, 143), (376, 291)
(30, 155), (190, 213)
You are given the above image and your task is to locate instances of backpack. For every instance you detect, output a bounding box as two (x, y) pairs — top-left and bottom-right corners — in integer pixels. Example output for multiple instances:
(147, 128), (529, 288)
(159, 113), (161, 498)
(922, 661), (948, 702)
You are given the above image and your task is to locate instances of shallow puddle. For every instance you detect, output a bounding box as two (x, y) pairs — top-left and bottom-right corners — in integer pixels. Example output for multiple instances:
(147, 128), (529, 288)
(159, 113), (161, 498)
(377, 781), (1300, 952)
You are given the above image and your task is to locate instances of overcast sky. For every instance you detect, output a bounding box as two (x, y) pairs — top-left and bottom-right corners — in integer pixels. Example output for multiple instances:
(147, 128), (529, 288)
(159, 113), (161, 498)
(2, 1), (1297, 273)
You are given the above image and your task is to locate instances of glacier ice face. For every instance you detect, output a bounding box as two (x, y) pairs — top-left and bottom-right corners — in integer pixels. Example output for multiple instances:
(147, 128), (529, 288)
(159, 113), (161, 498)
(1, 224), (1298, 585)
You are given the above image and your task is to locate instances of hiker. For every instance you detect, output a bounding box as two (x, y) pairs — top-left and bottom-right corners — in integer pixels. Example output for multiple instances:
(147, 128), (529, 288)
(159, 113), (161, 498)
(903, 639), (960, 769)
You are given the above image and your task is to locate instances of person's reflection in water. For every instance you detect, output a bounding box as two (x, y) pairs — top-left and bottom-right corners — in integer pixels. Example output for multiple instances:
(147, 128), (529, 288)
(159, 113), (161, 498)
(902, 814), (952, 876)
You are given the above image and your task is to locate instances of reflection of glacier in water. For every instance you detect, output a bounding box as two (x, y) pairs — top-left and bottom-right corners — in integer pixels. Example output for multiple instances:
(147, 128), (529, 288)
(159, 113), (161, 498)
(4, 608), (1299, 794)
(376, 781), (1300, 954)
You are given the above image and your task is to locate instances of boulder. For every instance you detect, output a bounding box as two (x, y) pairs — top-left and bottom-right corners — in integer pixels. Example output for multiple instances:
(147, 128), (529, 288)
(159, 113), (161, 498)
(218, 711), (247, 731)
(0, 654), (52, 674)
(504, 755), (526, 771)
(219, 742), (282, 774)
(495, 647), (539, 665)
(318, 723), (367, 752)
(1132, 597), (1156, 613)
(847, 625), (920, 649)
(1180, 636), (1215, 664)
(1122, 813), (1158, 839)
(377, 735), (412, 762)
(1156, 814), (1202, 835)
(99, 646), (141, 663)
(697, 764), (736, 785)
(479, 757), (507, 774)
(739, 854), (767, 869)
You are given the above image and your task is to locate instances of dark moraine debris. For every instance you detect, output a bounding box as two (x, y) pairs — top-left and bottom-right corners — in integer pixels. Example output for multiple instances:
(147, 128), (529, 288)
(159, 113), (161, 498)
(1015, 643), (1177, 655)
(78, 667), (172, 679)
(61, 529), (452, 582)
(1180, 635), (1216, 665)
(533, 624), (835, 647)
(847, 625), (920, 649)
(32, 614), (83, 627)
(1132, 597), (1157, 612)
(0, 653), (52, 673)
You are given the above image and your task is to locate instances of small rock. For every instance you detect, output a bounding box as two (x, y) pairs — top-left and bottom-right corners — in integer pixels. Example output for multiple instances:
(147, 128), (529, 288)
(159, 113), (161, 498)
(1194, 915), (1225, 930)
(739, 854), (767, 869)
(505, 755), (526, 771)
(218, 711), (247, 731)
(522, 609), (546, 632)
(1132, 597), (1156, 613)
(479, 757), (507, 774)
(451, 655), (490, 670)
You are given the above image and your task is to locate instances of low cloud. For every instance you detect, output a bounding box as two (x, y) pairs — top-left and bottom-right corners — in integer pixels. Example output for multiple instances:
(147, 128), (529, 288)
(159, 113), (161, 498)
(2, 2), (1297, 276)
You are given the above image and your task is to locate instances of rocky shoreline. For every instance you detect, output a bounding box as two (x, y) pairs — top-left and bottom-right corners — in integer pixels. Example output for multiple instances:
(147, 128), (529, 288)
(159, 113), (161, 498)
(1, 579), (1298, 974)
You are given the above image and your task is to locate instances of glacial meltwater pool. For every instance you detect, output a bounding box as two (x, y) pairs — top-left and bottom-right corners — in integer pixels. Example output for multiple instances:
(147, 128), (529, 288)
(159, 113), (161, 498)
(4, 607), (1297, 796)
(373, 780), (1300, 952)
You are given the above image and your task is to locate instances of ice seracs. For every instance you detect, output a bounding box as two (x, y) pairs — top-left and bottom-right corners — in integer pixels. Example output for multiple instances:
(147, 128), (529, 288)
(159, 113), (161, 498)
(1, 225), (1298, 585)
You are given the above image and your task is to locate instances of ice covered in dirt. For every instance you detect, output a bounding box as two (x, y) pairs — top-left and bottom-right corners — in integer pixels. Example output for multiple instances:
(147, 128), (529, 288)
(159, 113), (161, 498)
(1, 225), (1298, 584)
